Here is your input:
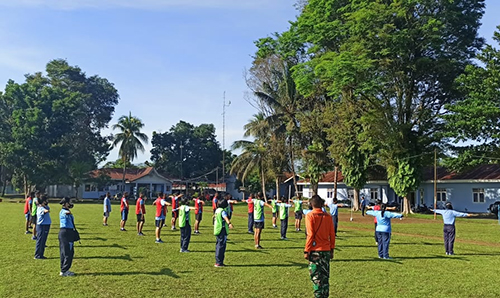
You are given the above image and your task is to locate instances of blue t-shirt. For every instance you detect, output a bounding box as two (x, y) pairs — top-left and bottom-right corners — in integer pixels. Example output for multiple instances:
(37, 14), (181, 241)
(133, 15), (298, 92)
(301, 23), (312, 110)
(366, 210), (402, 233)
(303, 209), (313, 216)
(328, 203), (339, 216)
(59, 209), (75, 229)
(435, 209), (468, 225)
(103, 197), (111, 213)
(37, 205), (51, 225)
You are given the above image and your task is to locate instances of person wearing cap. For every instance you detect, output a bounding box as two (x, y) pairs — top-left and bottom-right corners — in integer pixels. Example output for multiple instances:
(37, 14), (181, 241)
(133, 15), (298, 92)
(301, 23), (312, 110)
(59, 197), (76, 276)
(34, 195), (51, 259)
(431, 202), (471, 255)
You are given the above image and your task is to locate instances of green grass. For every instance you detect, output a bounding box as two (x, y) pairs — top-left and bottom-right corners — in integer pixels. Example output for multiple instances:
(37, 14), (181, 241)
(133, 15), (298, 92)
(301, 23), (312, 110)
(1, 200), (500, 297)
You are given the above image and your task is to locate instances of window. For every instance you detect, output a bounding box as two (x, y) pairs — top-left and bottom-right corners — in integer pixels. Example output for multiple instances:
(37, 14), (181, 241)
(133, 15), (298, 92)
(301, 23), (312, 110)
(370, 188), (378, 201)
(84, 184), (97, 192)
(436, 189), (447, 202)
(308, 191), (313, 198)
(327, 188), (333, 198)
(165, 185), (171, 192)
(473, 188), (485, 203)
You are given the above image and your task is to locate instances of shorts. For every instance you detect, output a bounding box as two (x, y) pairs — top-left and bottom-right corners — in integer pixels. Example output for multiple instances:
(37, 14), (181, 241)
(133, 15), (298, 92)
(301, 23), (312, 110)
(295, 212), (303, 220)
(155, 219), (163, 228)
(272, 212), (277, 217)
(31, 215), (37, 225)
(195, 213), (203, 221)
(121, 210), (129, 221)
(136, 214), (145, 222)
(254, 221), (264, 229)
(103, 212), (110, 218)
(25, 213), (32, 221)
(172, 211), (178, 219)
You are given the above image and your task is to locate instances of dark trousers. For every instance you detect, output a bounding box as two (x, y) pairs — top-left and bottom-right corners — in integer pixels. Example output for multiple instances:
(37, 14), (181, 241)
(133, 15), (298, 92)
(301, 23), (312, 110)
(361, 206), (366, 216)
(375, 231), (391, 258)
(374, 223), (377, 243)
(180, 225), (191, 251)
(443, 224), (456, 254)
(248, 212), (254, 233)
(35, 224), (50, 258)
(59, 229), (75, 273)
(280, 218), (288, 238)
(215, 228), (227, 265)
(332, 215), (338, 236)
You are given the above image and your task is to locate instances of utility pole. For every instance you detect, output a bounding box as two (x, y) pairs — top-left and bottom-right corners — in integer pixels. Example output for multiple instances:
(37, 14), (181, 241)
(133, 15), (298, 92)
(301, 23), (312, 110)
(434, 148), (437, 220)
(222, 91), (231, 184)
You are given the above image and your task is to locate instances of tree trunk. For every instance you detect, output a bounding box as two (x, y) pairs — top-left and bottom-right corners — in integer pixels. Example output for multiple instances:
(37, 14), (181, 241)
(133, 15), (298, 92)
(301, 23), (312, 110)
(23, 174), (28, 198)
(333, 166), (338, 199)
(122, 157), (127, 193)
(289, 137), (299, 195)
(402, 196), (413, 215)
(260, 166), (267, 200)
(312, 179), (318, 196)
(75, 185), (79, 200)
(353, 189), (360, 211)
(275, 177), (280, 200)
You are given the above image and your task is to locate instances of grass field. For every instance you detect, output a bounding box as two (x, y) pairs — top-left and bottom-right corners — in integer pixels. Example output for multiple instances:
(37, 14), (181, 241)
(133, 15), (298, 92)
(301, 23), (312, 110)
(1, 199), (500, 298)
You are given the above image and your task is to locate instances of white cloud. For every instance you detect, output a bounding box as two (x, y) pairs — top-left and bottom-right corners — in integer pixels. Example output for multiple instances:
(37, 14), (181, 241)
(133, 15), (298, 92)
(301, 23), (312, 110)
(0, 0), (286, 10)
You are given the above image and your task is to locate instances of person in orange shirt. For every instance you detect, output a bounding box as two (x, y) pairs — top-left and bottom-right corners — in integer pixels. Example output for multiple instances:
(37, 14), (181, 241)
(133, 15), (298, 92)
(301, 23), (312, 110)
(304, 195), (335, 298)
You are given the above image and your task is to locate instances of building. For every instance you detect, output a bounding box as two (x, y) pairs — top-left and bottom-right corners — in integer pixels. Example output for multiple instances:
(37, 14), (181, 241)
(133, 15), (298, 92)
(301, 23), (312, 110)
(298, 164), (500, 213)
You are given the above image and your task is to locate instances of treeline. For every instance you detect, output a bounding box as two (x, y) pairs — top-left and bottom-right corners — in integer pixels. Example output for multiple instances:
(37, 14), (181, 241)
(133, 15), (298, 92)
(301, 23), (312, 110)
(231, 0), (500, 214)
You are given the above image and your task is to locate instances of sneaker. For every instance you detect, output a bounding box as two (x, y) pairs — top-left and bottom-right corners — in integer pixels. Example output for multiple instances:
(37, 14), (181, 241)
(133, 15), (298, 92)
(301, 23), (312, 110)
(194, 231), (200, 234)
(281, 237), (288, 240)
(34, 256), (47, 260)
(180, 249), (190, 253)
(25, 231), (32, 234)
(60, 271), (75, 277)
(255, 245), (263, 249)
(383, 257), (393, 260)
(248, 231), (254, 234)
(214, 263), (225, 267)
(120, 228), (127, 231)
(137, 232), (144, 236)
(103, 223), (108, 226)
(31, 236), (37, 240)
(273, 225), (278, 228)
(449, 253), (455, 255)
(171, 227), (176, 230)
(155, 239), (164, 243)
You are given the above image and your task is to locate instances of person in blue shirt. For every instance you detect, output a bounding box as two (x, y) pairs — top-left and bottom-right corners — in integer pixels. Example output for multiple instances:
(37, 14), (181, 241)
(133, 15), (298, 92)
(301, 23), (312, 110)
(326, 198), (347, 237)
(103, 192), (111, 226)
(360, 196), (368, 217)
(59, 197), (76, 277)
(366, 204), (403, 259)
(34, 196), (51, 260)
(431, 202), (471, 255)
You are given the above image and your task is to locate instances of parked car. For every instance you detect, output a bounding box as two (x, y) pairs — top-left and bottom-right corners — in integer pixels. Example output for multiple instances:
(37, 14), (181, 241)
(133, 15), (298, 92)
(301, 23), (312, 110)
(488, 201), (500, 219)
(337, 199), (351, 208)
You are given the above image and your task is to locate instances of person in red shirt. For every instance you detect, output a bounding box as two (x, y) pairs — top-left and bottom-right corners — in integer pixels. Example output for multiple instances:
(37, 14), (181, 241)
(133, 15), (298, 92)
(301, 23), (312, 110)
(153, 192), (171, 243)
(120, 192), (129, 231)
(24, 192), (34, 234)
(304, 195), (335, 298)
(135, 193), (146, 236)
(171, 193), (183, 230)
(193, 195), (204, 234)
(246, 194), (255, 234)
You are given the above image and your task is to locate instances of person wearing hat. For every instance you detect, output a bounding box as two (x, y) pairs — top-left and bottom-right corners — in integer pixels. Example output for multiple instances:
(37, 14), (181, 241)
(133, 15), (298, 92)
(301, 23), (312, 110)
(34, 195), (51, 259)
(431, 202), (471, 255)
(59, 197), (76, 276)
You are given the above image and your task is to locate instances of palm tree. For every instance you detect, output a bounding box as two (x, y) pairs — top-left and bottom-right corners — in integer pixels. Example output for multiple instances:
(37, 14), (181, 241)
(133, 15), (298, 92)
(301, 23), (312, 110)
(112, 112), (148, 191)
(230, 139), (269, 198)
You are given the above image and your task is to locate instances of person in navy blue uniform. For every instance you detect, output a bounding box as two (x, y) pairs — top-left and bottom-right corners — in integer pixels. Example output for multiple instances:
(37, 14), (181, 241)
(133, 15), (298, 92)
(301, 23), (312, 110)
(431, 202), (471, 255)
(59, 197), (76, 276)
(34, 196), (51, 259)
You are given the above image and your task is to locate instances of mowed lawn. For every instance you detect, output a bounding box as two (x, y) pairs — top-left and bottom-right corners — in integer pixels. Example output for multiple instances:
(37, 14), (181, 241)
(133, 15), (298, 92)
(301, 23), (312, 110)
(1, 200), (500, 298)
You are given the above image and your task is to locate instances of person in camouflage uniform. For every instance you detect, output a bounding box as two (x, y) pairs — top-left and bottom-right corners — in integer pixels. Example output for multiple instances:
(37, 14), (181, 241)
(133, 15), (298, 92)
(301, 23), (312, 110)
(304, 195), (335, 298)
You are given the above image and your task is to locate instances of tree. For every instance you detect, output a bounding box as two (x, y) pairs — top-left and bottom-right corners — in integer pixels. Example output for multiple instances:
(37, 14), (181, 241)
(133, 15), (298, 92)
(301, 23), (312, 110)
(112, 112), (148, 189)
(150, 121), (224, 180)
(294, 0), (485, 213)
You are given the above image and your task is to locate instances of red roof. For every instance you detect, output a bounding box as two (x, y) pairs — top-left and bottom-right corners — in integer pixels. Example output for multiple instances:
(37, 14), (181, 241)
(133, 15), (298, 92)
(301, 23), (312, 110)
(90, 167), (154, 182)
(422, 164), (500, 181)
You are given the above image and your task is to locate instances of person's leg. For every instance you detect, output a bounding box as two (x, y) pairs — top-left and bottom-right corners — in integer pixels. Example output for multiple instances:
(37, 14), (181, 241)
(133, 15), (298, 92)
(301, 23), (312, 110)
(136, 220), (140, 234)
(374, 223), (378, 244)
(180, 227), (186, 250)
(185, 225), (191, 251)
(59, 230), (65, 270)
(308, 251), (330, 298)
(281, 219), (286, 238)
(140, 220), (144, 234)
(59, 230), (72, 273)
(35, 225), (42, 257)
(248, 213), (254, 233)
(332, 215), (338, 236)
(382, 232), (391, 258)
(443, 225), (450, 254)
(155, 226), (161, 240)
(215, 229), (227, 265)
(448, 225), (456, 254)
(32, 219), (37, 239)
(39, 225), (50, 257)
(362, 206), (365, 217)
(375, 232), (383, 258)
(272, 214), (277, 227)
(254, 228), (259, 246)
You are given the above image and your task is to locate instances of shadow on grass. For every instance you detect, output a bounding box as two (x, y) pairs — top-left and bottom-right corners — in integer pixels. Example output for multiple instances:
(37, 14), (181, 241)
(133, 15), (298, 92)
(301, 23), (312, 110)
(76, 254), (139, 261)
(77, 267), (182, 278)
(456, 252), (500, 256)
(334, 258), (403, 264)
(77, 243), (127, 249)
(229, 261), (308, 269)
(189, 248), (269, 254)
(81, 237), (109, 241)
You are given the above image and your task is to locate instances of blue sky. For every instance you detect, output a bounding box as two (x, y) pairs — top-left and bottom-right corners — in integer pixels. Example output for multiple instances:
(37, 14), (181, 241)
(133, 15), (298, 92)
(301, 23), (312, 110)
(0, 0), (498, 164)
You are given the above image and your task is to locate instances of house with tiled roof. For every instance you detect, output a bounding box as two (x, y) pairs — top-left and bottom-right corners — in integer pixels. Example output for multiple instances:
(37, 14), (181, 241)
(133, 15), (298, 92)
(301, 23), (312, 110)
(298, 164), (500, 213)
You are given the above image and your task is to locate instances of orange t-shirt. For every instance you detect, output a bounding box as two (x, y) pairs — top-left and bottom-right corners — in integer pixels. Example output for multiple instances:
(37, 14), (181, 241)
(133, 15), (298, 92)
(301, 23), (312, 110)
(304, 209), (335, 252)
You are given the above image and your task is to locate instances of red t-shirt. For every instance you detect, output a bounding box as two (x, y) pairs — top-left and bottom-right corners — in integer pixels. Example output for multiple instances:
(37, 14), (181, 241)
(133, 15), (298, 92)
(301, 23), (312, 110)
(136, 197), (146, 215)
(373, 205), (380, 223)
(212, 197), (218, 211)
(195, 198), (203, 214)
(247, 197), (254, 213)
(120, 197), (128, 212)
(172, 196), (178, 210)
(24, 197), (32, 214)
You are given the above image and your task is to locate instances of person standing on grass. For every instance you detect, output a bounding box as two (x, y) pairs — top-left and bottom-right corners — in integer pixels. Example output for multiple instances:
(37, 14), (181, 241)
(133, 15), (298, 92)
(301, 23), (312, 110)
(58, 197), (76, 277)
(292, 194), (306, 232)
(120, 192), (129, 231)
(34, 196), (51, 259)
(270, 195), (278, 228)
(366, 203), (403, 259)
(154, 193), (170, 243)
(214, 198), (233, 267)
(24, 192), (34, 234)
(193, 195), (204, 234)
(431, 202), (471, 255)
(103, 192), (112, 226)
(31, 191), (41, 240)
(326, 198), (346, 237)
(252, 192), (273, 249)
(178, 197), (195, 253)
(171, 193), (183, 230)
(304, 195), (335, 298)
(135, 192), (146, 236)
(360, 196), (368, 217)
(246, 193), (255, 234)
(277, 199), (292, 240)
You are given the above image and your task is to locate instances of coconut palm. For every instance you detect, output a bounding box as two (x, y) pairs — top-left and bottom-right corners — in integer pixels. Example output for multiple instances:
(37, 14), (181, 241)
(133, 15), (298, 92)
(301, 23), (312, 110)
(112, 112), (148, 190)
(230, 139), (269, 198)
